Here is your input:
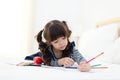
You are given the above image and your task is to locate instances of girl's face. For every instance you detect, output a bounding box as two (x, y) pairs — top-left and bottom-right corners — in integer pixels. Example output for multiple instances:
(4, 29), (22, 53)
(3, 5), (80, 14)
(50, 36), (68, 51)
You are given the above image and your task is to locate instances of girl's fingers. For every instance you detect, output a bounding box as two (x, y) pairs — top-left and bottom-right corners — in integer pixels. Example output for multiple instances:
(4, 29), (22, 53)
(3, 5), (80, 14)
(78, 62), (91, 72)
(64, 62), (72, 67)
(80, 61), (87, 65)
(63, 58), (74, 67)
(68, 58), (75, 65)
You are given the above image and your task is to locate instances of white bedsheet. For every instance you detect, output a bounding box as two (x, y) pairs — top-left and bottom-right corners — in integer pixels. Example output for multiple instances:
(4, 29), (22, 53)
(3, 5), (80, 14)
(0, 60), (120, 80)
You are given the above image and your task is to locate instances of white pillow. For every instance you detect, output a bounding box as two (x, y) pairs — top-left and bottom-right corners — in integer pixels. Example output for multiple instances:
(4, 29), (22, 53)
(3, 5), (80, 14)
(103, 37), (120, 64)
(78, 24), (118, 62)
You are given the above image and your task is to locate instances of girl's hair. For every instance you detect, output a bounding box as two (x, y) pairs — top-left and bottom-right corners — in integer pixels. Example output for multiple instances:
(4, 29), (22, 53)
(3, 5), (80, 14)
(37, 20), (73, 65)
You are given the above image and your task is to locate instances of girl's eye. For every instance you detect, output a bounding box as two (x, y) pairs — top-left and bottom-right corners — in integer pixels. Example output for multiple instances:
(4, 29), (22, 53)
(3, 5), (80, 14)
(53, 40), (58, 43)
(62, 37), (66, 39)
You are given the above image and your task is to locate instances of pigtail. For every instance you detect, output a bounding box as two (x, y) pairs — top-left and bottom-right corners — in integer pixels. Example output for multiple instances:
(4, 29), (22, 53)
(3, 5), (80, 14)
(37, 29), (51, 65)
(37, 30), (47, 52)
(62, 21), (71, 38)
(62, 21), (66, 26)
(37, 30), (43, 43)
(62, 21), (73, 57)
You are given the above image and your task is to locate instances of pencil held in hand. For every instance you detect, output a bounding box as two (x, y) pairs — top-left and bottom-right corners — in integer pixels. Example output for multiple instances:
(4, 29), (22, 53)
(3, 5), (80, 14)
(86, 52), (104, 63)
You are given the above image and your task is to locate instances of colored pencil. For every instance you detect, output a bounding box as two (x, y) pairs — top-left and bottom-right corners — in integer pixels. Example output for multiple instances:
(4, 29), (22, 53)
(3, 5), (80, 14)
(86, 52), (104, 63)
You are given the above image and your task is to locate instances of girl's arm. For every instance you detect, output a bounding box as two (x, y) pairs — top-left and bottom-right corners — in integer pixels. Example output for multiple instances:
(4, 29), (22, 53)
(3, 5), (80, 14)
(70, 47), (86, 64)
(51, 57), (74, 67)
(50, 59), (62, 67)
(70, 47), (91, 72)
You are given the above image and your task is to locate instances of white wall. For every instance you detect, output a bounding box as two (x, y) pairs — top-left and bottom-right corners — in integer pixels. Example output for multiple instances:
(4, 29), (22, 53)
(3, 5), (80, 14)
(80, 0), (120, 31)
(0, 0), (34, 59)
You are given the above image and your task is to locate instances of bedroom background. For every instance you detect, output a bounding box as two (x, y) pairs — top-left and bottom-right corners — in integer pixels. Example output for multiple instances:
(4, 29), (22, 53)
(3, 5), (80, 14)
(0, 0), (120, 64)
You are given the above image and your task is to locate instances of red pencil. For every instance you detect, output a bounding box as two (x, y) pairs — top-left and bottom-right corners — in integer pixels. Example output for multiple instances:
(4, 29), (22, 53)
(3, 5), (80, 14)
(86, 52), (104, 63)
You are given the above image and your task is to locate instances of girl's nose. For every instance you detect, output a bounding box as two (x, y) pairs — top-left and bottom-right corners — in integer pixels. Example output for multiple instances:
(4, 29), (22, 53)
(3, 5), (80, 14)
(59, 41), (63, 45)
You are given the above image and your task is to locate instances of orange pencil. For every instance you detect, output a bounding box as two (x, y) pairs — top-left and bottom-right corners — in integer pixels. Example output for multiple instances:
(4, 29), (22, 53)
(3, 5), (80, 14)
(91, 67), (108, 69)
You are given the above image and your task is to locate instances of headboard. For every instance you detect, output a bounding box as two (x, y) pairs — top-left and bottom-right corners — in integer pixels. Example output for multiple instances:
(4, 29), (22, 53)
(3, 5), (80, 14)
(96, 17), (120, 37)
(78, 17), (120, 64)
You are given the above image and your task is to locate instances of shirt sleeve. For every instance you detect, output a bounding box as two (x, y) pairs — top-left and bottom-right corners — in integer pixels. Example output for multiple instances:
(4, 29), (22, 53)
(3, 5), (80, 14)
(50, 59), (62, 67)
(24, 52), (42, 60)
(70, 47), (86, 65)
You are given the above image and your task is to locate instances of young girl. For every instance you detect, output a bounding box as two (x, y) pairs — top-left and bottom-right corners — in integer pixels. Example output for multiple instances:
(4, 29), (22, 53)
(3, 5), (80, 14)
(27, 20), (91, 72)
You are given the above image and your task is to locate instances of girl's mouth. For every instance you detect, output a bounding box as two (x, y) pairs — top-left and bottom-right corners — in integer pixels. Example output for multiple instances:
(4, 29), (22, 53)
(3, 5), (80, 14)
(60, 45), (66, 49)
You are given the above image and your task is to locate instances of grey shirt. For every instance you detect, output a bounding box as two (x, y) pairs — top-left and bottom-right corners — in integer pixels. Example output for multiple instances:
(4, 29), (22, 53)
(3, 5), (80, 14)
(49, 45), (86, 67)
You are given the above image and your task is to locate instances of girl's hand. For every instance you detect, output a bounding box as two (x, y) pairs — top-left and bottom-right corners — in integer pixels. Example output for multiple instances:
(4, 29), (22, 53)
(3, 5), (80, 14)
(77, 61), (91, 72)
(58, 57), (75, 67)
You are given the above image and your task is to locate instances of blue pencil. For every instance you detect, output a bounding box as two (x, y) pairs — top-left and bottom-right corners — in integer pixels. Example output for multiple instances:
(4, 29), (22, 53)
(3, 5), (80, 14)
(65, 64), (101, 69)
(65, 67), (77, 69)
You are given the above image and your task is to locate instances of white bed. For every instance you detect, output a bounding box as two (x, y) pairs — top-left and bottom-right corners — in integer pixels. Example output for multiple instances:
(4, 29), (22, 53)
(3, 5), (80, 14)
(0, 59), (120, 80)
(0, 17), (120, 80)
